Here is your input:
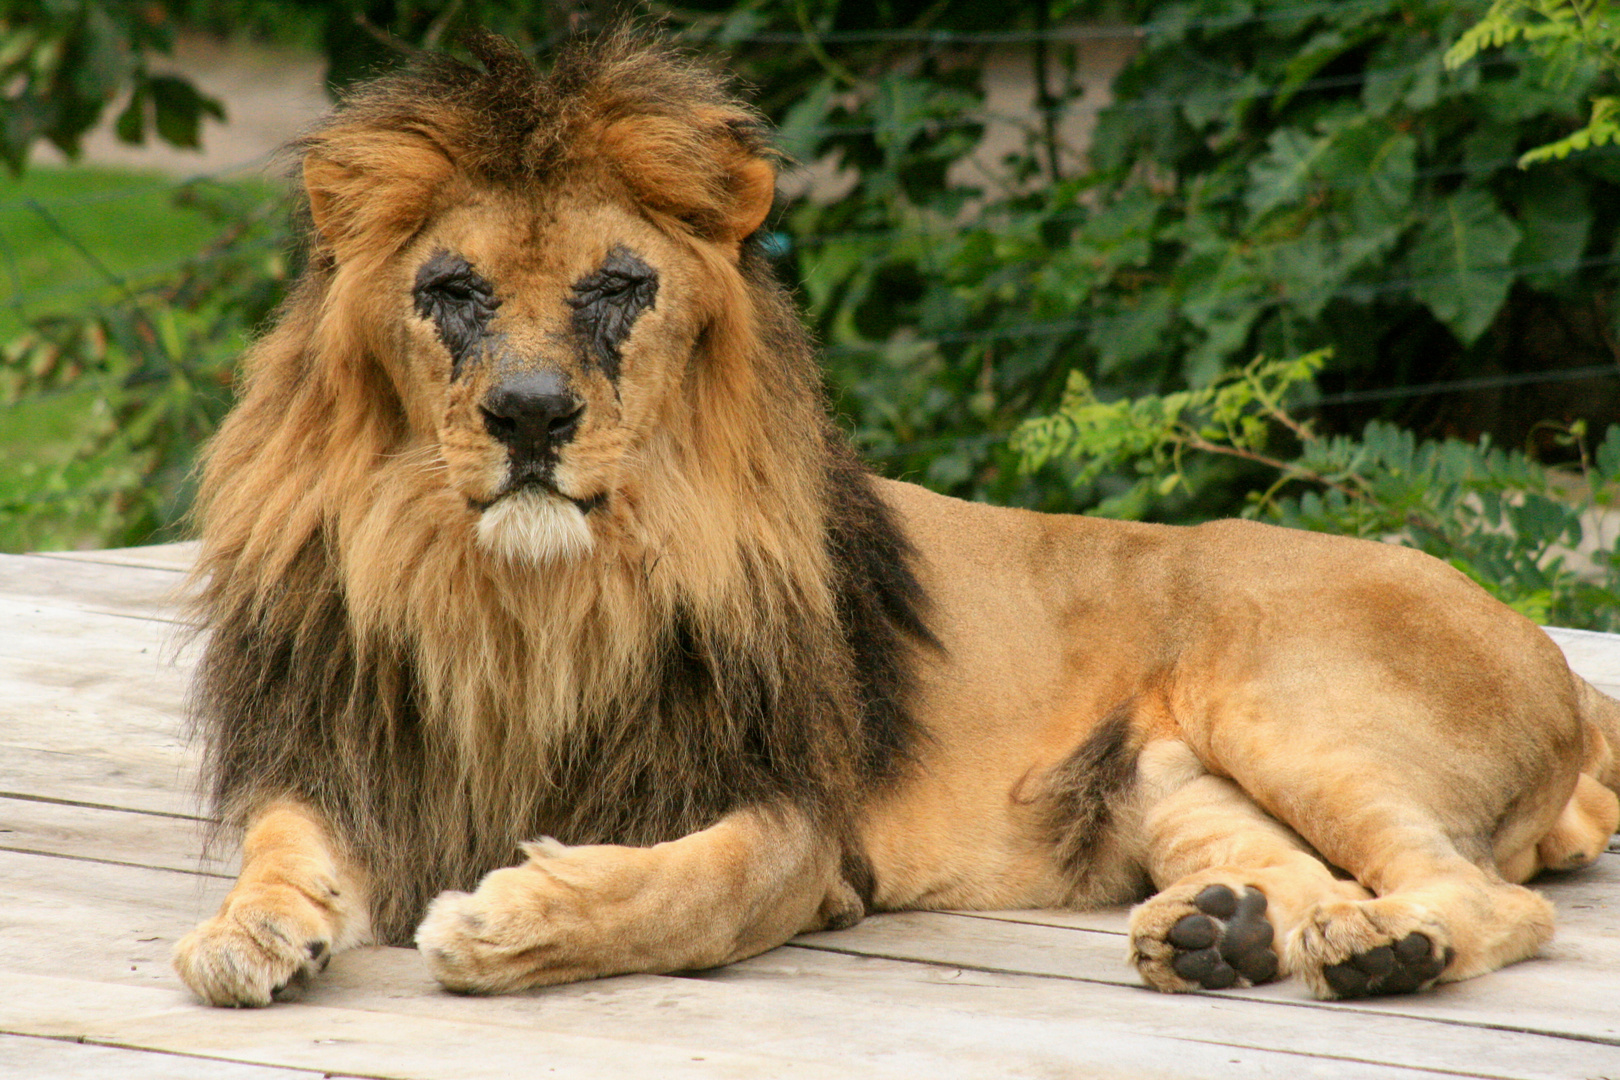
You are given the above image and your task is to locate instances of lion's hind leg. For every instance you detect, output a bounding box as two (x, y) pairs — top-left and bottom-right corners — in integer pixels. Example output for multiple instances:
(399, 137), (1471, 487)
(1219, 737), (1564, 999)
(174, 801), (370, 1007)
(1515, 771), (1618, 878)
(1129, 740), (1369, 993)
(1287, 843), (1554, 999)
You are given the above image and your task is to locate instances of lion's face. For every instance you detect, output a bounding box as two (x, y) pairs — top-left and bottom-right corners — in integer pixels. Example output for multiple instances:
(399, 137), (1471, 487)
(380, 189), (709, 561)
(291, 45), (778, 567)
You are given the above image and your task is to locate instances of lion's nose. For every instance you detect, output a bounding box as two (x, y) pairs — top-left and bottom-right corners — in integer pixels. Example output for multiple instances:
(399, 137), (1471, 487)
(482, 371), (585, 458)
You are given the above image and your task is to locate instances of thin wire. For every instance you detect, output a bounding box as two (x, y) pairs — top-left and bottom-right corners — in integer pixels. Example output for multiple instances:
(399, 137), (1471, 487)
(703, 0), (1396, 46)
(0, 153), (279, 215)
(1314, 364), (1620, 406)
(787, 52), (1508, 142)
(859, 365), (1620, 460)
(786, 144), (1620, 251)
(6, 234), (283, 311)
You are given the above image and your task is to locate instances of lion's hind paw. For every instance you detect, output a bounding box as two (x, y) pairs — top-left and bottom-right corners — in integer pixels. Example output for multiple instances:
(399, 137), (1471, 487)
(1320, 932), (1447, 997)
(1291, 901), (1454, 999)
(1131, 882), (1279, 992)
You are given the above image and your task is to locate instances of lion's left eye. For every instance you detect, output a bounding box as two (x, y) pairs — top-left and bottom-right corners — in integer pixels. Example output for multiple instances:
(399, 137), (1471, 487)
(568, 246), (658, 381)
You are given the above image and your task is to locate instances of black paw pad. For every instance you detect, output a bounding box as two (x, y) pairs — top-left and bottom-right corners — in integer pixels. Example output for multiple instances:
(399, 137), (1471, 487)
(1323, 931), (1449, 998)
(1165, 886), (1277, 990)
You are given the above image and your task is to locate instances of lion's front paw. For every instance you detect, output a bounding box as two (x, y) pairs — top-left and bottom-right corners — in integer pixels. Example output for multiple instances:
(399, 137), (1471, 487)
(1131, 880), (1280, 992)
(417, 851), (594, 995)
(173, 890), (332, 1008)
(1289, 900), (1453, 999)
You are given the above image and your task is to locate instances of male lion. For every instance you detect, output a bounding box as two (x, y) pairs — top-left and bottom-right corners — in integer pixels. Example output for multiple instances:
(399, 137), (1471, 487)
(175, 31), (1620, 1008)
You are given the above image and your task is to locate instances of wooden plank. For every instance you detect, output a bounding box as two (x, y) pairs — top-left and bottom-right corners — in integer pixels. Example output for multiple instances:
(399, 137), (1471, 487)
(1, 963), (1492, 1080)
(308, 949), (1529, 1080)
(34, 541), (199, 573)
(0, 796), (224, 878)
(946, 906), (1129, 934)
(0, 974), (890, 1080)
(0, 598), (184, 664)
(0, 744), (199, 820)
(0, 850), (227, 991)
(0, 1033), (325, 1080)
(3, 840), (1612, 1080)
(0, 844), (1539, 1080)
(0, 601), (198, 815)
(709, 945), (1620, 1080)
(1545, 625), (1620, 694)
(0, 552), (189, 622)
(0, 671), (198, 816)
(791, 859), (1620, 1046)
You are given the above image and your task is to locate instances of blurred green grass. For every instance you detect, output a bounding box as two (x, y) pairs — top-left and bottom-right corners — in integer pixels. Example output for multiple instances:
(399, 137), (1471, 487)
(1, 166), (278, 549)
(1, 166), (273, 338)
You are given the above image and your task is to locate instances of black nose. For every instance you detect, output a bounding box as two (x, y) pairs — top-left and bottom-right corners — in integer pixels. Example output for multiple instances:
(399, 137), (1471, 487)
(481, 371), (584, 458)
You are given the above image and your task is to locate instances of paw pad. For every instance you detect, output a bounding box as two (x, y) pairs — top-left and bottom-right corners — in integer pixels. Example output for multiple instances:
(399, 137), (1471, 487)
(1322, 932), (1452, 998)
(1166, 885), (1278, 990)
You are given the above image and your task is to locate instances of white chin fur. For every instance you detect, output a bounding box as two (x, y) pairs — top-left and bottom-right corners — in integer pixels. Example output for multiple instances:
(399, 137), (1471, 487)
(476, 489), (594, 563)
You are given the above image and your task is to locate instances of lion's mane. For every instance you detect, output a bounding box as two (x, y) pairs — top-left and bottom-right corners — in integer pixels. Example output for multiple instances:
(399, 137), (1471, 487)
(188, 32), (932, 942)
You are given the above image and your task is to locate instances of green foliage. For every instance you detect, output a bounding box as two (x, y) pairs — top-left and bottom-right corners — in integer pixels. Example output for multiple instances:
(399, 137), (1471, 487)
(0, 174), (289, 550)
(1016, 352), (1620, 630)
(735, 0), (1620, 513)
(1447, 0), (1620, 164)
(6, 0), (1620, 601)
(0, 1), (224, 173)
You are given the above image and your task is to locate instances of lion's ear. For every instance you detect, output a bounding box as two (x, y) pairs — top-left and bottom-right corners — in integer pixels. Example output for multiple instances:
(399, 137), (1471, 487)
(599, 110), (777, 247)
(303, 134), (454, 262)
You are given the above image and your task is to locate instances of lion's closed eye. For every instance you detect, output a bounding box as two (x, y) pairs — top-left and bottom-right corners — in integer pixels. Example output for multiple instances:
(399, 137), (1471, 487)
(568, 245), (658, 379)
(414, 250), (501, 378)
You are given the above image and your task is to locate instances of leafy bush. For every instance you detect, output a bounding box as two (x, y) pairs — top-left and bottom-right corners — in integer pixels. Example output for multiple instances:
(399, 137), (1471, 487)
(752, 0), (1620, 509)
(5, 0), (1620, 579)
(1447, 0), (1620, 164)
(1016, 351), (1620, 630)
(0, 1), (223, 173)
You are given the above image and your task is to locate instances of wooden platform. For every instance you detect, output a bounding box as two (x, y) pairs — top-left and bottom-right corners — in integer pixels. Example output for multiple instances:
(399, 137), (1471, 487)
(3, 544), (1619, 1079)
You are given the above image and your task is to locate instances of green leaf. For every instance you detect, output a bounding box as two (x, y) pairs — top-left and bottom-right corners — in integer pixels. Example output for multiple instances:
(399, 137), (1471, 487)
(147, 75), (225, 150)
(1514, 171), (1592, 280)
(1407, 188), (1522, 343)
(113, 82), (146, 145)
(1246, 128), (1327, 217)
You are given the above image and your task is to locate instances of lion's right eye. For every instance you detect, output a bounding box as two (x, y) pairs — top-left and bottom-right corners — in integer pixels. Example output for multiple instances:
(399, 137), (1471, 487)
(413, 250), (501, 378)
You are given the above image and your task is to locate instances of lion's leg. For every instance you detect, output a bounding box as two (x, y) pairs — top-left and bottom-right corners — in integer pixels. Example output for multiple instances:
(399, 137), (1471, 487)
(174, 801), (371, 1007)
(415, 805), (857, 995)
(1520, 771), (1619, 879)
(1285, 835), (1555, 999)
(1129, 740), (1369, 993)
(1219, 743), (1563, 1000)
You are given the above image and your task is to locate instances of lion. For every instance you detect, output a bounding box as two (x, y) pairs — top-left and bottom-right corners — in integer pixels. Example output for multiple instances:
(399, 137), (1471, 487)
(173, 30), (1620, 1008)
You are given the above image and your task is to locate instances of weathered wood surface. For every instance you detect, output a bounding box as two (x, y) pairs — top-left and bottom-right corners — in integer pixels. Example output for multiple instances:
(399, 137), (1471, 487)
(2, 546), (1618, 1080)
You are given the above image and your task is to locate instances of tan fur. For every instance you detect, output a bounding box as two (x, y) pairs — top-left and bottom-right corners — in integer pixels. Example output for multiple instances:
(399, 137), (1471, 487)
(176, 32), (1620, 1008)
